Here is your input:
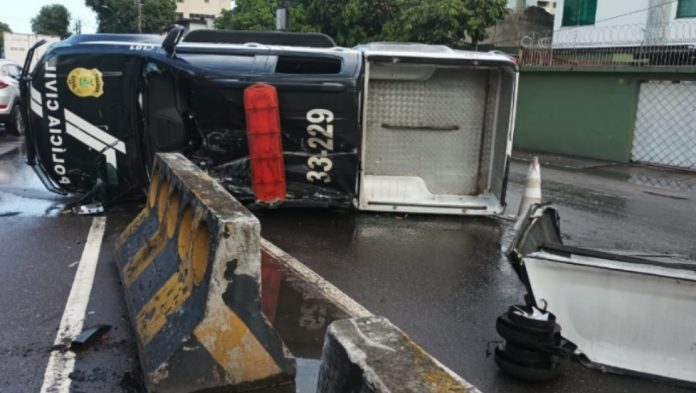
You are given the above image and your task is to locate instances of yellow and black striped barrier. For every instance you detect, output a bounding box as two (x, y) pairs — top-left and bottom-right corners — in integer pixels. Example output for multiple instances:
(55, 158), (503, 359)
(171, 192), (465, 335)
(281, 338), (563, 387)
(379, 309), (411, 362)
(115, 153), (295, 393)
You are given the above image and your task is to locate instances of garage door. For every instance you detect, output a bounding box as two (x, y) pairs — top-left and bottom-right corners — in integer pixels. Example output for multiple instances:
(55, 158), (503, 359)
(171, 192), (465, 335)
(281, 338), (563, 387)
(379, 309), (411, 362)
(631, 81), (696, 170)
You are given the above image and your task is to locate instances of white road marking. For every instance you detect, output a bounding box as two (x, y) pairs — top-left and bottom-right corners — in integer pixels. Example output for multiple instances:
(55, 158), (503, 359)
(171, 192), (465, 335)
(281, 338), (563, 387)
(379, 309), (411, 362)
(39, 217), (107, 393)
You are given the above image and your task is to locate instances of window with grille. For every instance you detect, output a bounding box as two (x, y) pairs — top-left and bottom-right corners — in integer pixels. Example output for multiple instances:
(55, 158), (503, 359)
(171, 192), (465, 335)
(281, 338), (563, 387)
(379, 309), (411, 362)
(561, 0), (597, 26)
(677, 0), (696, 18)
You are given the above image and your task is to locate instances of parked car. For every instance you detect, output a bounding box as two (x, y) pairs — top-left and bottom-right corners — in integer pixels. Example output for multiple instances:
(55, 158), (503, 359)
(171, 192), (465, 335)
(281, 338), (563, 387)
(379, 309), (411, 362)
(21, 28), (518, 215)
(0, 59), (23, 135)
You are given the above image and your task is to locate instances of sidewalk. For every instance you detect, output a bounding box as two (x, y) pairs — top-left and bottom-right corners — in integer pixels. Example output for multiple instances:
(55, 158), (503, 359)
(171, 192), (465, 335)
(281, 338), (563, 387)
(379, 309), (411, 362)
(513, 149), (696, 194)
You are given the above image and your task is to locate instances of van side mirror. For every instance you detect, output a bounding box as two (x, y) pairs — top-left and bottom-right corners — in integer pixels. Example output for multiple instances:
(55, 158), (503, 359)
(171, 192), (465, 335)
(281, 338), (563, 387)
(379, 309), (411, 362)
(162, 25), (185, 58)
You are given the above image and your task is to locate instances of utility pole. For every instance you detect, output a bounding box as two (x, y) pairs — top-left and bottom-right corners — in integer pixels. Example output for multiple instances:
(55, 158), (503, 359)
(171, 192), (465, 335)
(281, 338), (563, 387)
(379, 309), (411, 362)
(275, 0), (289, 31)
(137, 0), (142, 33)
(275, 8), (287, 31)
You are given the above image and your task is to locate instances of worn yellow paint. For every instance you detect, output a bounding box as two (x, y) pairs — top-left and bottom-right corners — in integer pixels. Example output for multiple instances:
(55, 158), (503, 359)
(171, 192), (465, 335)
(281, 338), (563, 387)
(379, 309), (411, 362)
(115, 206), (149, 248)
(191, 222), (210, 285)
(130, 202), (210, 344)
(194, 305), (282, 382)
(135, 268), (192, 345)
(148, 171), (160, 208)
(123, 182), (183, 288)
(201, 173), (214, 182)
(122, 228), (167, 288)
(178, 206), (194, 261)
(157, 178), (171, 222)
(166, 191), (180, 239)
(410, 338), (471, 393)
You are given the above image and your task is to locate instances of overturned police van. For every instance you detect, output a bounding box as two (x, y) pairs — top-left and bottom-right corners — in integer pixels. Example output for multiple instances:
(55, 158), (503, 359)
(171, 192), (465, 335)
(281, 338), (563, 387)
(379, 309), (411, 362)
(21, 27), (518, 215)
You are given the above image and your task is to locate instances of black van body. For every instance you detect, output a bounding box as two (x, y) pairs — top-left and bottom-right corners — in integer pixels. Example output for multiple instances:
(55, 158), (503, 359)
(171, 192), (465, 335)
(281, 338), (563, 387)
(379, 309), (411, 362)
(22, 29), (518, 215)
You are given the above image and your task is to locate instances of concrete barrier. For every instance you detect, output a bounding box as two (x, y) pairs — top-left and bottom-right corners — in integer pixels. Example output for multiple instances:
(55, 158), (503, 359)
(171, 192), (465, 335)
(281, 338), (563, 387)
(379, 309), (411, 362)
(114, 153), (295, 393)
(317, 317), (481, 393)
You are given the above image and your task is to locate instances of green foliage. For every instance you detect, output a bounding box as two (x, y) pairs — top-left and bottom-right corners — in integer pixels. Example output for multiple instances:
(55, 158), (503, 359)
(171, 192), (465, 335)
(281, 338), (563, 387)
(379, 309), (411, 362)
(400, 0), (507, 47)
(213, 0), (507, 48)
(214, 0), (317, 33)
(85, 0), (176, 34)
(31, 4), (71, 39)
(463, 0), (509, 45)
(299, 0), (404, 46)
(214, 0), (277, 31)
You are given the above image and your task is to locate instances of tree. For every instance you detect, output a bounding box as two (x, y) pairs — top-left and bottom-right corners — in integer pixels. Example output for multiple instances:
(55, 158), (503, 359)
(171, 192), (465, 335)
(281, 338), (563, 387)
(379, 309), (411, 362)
(0, 22), (11, 55)
(212, 0), (505, 48)
(463, 0), (510, 46)
(214, 0), (316, 32)
(214, 0), (404, 46)
(215, 0), (277, 31)
(85, 0), (177, 34)
(300, 0), (406, 46)
(399, 0), (508, 48)
(31, 4), (71, 39)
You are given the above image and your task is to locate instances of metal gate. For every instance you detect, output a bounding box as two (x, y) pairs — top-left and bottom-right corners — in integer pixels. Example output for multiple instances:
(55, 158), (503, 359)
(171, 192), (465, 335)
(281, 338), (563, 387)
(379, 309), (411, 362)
(631, 81), (696, 170)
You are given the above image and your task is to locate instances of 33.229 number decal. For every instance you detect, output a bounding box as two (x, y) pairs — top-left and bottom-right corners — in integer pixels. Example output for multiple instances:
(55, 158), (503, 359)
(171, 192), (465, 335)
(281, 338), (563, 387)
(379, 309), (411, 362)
(306, 109), (334, 183)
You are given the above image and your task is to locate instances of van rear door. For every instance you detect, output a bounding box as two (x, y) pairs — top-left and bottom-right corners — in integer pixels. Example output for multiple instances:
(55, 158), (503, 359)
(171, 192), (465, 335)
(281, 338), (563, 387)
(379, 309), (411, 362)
(358, 44), (518, 215)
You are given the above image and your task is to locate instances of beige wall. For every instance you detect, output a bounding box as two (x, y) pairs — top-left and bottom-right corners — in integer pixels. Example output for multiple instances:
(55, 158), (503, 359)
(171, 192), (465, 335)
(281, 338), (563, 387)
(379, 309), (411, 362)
(3, 33), (61, 70)
(176, 0), (231, 19)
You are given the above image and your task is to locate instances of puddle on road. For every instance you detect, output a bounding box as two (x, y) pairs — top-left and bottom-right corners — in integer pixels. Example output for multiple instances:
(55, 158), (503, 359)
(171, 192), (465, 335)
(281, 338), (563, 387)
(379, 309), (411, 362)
(261, 255), (354, 393)
(0, 138), (73, 217)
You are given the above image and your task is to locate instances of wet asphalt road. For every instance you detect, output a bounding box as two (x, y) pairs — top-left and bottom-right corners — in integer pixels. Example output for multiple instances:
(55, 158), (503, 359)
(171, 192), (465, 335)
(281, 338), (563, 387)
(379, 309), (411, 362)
(0, 134), (142, 393)
(1, 130), (695, 393)
(256, 158), (696, 392)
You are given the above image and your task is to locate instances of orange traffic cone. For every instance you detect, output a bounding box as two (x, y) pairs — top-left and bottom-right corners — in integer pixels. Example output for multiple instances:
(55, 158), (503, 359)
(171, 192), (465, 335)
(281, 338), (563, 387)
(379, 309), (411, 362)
(518, 156), (542, 216)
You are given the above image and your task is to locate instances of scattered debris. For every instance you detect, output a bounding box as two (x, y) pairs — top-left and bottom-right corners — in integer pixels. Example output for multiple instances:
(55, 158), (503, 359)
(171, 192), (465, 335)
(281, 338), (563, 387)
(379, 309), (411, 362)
(68, 369), (86, 382)
(73, 203), (104, 215)
(494, 305), (574, 382)
(67, 261), (79, 268)
(48, 343), (69, 352)
(506, 203), (696, 386)
(71, 324), (111, 351)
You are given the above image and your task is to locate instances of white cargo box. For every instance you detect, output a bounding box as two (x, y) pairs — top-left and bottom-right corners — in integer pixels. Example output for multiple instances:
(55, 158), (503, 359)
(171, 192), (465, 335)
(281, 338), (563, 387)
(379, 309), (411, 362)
(357, 43), (518, 215)
(508, 205), (696, 386)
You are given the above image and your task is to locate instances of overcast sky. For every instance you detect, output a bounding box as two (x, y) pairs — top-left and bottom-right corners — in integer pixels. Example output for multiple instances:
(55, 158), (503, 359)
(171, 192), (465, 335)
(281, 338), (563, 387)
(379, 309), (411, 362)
(2, 0), (98, 34)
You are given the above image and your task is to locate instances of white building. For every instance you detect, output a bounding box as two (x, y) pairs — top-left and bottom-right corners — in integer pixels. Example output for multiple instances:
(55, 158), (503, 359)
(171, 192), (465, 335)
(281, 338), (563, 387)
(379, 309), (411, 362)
(175, 0), (231, 25)
(553, 0), (696, 47)
(510, 0), (557, 14)
(2, 33), (60, 70)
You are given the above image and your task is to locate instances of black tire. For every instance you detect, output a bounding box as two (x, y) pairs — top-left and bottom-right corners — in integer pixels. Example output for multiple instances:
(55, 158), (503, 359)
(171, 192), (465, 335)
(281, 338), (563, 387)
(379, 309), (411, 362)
(496, 315), (561, 347)
(507, 305), (557, 331)
(6, 105), (24, 136)
(494, 347), (563, 382)
(501, 342), (557, 364)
